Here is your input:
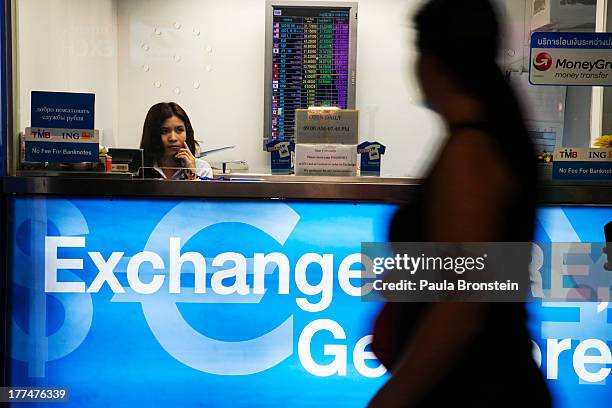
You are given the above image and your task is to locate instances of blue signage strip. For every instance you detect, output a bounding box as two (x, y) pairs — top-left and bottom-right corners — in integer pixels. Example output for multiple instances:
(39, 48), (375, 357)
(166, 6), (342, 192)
(531, 32), (612, 50)
(24, 141), (98, 163)
(6, 198), (612, 407)
(31, 91), (95, 130)
(553, 161), (612, 181)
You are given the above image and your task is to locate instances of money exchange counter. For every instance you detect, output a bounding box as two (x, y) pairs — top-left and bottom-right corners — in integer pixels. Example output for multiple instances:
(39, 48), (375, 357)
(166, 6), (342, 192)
(1, 177), (611, 407)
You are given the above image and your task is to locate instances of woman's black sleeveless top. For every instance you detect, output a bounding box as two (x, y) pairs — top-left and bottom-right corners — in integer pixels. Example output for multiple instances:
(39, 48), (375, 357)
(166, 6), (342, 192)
(387, 121), (551, 406)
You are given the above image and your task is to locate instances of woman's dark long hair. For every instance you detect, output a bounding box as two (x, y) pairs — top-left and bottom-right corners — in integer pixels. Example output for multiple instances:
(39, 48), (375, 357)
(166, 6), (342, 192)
(414, 0), (538, 236)
(415, 0), (535, 181)
(140, 102), (196, 167)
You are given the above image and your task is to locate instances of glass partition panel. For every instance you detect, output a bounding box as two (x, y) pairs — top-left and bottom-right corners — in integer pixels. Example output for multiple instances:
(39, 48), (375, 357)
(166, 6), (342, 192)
(9, 0), (609, 177)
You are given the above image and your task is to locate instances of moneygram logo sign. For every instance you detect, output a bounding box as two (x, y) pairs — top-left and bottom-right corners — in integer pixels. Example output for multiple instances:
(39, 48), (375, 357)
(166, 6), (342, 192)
(534, 52), (553, 71)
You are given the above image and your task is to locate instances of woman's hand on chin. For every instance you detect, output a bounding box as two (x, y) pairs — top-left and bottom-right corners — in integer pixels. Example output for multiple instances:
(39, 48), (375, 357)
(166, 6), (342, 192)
(174, 141), (196, 170)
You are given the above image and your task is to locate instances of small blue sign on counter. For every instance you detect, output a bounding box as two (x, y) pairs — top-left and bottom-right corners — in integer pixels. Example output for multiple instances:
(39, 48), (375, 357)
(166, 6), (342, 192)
(26, 91), (97, 163)
(552, 147), (612, 181)
(267, 140), (294, 174)
(24, 128), (99, 163)
(31, 91), (95, 129)
(358, 141), (386, 176)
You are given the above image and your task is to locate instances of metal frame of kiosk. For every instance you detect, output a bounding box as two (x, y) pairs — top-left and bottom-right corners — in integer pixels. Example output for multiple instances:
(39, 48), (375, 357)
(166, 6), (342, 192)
(1, 0), (7, 177)
(0, 0), (11, 388)
(2, 0), (12, 177)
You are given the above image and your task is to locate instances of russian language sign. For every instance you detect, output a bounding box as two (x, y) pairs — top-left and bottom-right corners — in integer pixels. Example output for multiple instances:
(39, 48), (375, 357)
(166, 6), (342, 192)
(26, 91), (97, 163)
(530, 32), (612, 86)
(552, 147), (612, 181)
(31, 91), (94, 129)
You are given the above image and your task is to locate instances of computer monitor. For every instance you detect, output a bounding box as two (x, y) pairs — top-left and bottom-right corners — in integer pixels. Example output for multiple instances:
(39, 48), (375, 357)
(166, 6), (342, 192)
(108, 148), (144, 176)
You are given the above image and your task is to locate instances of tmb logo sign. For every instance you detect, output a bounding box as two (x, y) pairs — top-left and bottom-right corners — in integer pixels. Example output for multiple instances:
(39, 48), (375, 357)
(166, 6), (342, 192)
(534, 52), (553, 72)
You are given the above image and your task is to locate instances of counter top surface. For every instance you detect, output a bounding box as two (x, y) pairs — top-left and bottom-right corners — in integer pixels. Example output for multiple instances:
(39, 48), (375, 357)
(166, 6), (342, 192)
(2, 175), (421, 203)
(2, 175), (610, 205)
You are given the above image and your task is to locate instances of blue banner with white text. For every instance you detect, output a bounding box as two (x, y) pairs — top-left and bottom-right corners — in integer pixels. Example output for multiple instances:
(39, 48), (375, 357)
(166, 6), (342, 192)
(6, 198), (611, 407)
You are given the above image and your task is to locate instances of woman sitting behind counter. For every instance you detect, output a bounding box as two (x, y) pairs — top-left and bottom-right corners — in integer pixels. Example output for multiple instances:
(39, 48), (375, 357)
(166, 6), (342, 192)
(140, 102), (213, 180)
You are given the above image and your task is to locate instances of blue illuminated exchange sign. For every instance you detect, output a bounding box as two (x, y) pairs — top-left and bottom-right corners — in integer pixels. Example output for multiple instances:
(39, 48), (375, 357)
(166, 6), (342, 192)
(10, 198), (612, 406)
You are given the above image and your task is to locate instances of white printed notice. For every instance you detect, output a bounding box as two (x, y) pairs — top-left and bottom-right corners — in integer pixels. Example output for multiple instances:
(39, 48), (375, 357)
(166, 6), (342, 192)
(295, 144), (357, 176)
(530, 32), (612, 86)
